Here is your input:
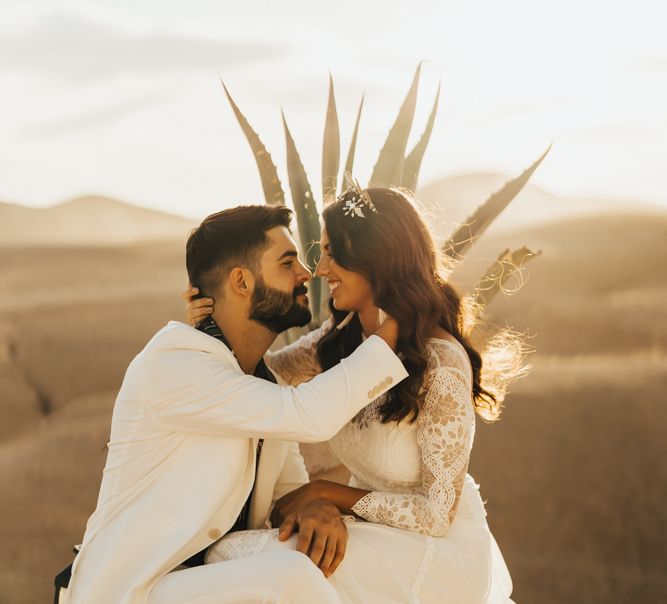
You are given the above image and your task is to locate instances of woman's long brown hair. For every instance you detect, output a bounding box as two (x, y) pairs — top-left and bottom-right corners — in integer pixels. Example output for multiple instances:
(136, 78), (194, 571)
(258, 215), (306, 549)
(316, 187), (526, 423)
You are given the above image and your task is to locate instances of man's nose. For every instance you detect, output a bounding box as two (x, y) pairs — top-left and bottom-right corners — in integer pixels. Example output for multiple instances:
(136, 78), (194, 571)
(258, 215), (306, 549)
(297, 259), (312, 283)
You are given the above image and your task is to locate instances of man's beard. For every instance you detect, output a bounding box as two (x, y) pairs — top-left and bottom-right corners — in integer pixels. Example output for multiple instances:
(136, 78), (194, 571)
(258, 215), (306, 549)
(249, 278), (312, 333)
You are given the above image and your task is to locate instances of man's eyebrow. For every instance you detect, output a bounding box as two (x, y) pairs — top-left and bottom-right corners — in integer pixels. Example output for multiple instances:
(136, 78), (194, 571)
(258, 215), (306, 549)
(277, 249), (298, 261)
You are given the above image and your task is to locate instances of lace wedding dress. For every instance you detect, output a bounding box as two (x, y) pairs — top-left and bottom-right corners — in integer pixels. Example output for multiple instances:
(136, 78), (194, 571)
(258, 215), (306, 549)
(206, 321), (514, 603)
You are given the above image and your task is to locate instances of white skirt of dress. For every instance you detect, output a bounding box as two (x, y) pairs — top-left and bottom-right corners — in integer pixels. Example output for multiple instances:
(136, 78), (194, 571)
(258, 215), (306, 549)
(206, 476), (514, 604)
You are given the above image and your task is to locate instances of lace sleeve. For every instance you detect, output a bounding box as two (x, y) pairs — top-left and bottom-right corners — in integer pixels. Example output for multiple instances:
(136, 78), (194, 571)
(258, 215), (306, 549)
(264, 318), (333, 386)
(351, 342), (476, 537)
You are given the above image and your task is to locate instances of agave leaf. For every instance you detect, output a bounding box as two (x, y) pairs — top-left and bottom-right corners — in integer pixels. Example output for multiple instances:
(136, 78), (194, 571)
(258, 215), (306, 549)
(282, 110), (322, 322)
(369, 63), (422, 187)
(340, 94), (365, 193)
(472, 246), (541, 312)
(322, 74), (341, 206)
(221, 81), (285, 206)
(401, 82), (440, 192)
(443, 144), (552, 259)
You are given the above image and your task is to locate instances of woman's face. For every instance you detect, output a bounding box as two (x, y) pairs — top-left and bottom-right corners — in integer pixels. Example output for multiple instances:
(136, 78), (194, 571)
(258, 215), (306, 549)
(315, 226), (374, 312)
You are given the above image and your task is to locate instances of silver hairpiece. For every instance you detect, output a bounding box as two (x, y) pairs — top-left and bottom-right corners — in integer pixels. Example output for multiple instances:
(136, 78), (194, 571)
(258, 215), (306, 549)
(339, 172), (378, 218)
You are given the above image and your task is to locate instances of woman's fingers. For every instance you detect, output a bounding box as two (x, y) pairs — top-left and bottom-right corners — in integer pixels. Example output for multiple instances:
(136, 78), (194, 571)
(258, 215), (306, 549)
(184, 292), (215, 327)
(193, 307), (213, 321)
(191, 302), (214, 315)
(188, 310), (212, 327)
(186, 308), (211, 327)
(188, 297), (214, 310)
(181, 286), (198, 301)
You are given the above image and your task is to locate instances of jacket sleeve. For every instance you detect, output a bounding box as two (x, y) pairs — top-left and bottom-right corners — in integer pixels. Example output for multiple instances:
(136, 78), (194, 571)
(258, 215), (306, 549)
(271, 442), (310, 503)
(143, 334), (408, 443)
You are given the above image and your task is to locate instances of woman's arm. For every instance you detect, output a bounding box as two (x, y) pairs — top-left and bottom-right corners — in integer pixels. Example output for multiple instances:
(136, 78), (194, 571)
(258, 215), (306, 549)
(264, 318), (333, 385)
(271, 479), (370, 526)
(277, 347), (476, 537)
(352, 346), (476, 537)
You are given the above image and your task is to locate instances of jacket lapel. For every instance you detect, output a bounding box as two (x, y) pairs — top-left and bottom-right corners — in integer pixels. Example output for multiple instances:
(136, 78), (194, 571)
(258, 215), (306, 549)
(247, 439), (287, 529)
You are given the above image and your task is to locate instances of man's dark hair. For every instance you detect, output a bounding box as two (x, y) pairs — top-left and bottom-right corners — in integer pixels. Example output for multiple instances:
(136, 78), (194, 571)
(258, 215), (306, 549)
(186, 204), (293, 297)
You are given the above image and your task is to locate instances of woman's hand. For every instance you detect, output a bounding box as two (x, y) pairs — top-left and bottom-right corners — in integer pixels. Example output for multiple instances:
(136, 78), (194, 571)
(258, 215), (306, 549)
(181, 286), (214, 327)
(272, 479), (370, 526)
(271, 480), (324, 528)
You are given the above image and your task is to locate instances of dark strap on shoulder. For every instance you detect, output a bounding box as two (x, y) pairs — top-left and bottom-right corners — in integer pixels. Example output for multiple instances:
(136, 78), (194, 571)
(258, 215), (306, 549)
(53, 563), (72, 603)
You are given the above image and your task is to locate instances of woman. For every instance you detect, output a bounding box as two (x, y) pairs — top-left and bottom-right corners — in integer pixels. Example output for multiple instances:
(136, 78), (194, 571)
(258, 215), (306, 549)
(186, 184), (522, 603)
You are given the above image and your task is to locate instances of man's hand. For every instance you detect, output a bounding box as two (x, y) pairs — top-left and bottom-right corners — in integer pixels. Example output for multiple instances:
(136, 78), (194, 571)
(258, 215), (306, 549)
(277, 499), (347, 578)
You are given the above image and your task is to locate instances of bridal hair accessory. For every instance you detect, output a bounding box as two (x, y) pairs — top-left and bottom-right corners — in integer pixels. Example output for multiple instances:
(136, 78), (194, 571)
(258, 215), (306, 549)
(336, 311), (356, 330)
(339, 172), (378, 219)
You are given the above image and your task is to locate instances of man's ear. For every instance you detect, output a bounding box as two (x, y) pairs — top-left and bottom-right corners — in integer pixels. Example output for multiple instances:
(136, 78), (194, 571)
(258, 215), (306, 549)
(228, 267), (255, 297)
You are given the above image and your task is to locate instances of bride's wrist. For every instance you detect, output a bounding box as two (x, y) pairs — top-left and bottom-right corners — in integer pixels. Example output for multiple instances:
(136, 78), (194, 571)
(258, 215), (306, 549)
(309, 479), (330, 502)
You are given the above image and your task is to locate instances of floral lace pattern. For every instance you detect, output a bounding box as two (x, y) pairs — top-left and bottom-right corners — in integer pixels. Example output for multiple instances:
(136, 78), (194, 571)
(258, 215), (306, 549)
(267, 326), (476, 539)
(205, 528), (276, 564)
(207, 516), (358, 564)
(336, 339), (475, 538)
(349, 393), (384, 429)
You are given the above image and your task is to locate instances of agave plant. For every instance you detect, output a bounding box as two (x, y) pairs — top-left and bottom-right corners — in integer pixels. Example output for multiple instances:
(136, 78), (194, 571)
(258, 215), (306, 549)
(220, 66), (549, 335)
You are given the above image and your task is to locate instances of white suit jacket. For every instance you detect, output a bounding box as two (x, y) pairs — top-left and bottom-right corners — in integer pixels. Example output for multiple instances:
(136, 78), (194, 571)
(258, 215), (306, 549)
(65, 321), (407, 603)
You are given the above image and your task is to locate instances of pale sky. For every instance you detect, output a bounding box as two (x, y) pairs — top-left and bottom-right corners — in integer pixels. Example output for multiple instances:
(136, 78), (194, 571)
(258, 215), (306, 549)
(0, 0), (666, 219)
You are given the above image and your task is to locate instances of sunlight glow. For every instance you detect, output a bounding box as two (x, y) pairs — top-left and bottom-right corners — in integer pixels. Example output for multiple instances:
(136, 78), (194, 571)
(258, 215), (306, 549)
(0, 0), (665, 218)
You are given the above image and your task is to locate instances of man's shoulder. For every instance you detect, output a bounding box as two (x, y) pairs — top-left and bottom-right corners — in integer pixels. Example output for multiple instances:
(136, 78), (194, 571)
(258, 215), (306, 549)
(145, 320), (204, 348)
(144, 321), (234, 361)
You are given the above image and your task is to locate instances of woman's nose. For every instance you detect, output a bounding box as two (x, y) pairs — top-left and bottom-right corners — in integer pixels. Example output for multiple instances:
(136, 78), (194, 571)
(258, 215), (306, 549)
(315, 255), (328, 277)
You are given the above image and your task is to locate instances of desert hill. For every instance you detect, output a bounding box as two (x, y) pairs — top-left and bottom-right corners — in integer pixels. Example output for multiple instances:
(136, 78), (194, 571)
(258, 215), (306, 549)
(0, 196), (196, 247)
(3, 173), (663, 248)
(0, 191), (666, 603)
(417, 172), (667, 235)
(450, 212), (667, 355)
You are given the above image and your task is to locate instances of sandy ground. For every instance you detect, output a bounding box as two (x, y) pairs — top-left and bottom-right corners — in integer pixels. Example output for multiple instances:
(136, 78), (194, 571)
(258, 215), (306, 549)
(0, 201), (665, 603)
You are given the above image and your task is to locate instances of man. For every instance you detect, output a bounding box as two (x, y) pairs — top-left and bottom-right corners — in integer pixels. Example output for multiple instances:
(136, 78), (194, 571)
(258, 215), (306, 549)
(63, 205), (406, 603)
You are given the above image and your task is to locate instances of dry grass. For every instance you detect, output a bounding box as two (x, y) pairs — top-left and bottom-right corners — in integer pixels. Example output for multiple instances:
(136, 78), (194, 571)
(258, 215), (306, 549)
(0, 243), (185, 416)
(0, 393), (114, 604)
(471, 355), (667, 604)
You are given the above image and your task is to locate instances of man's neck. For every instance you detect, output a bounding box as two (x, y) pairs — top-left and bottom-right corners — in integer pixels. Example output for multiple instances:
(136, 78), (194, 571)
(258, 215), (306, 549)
(212, 308), (276, 375)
